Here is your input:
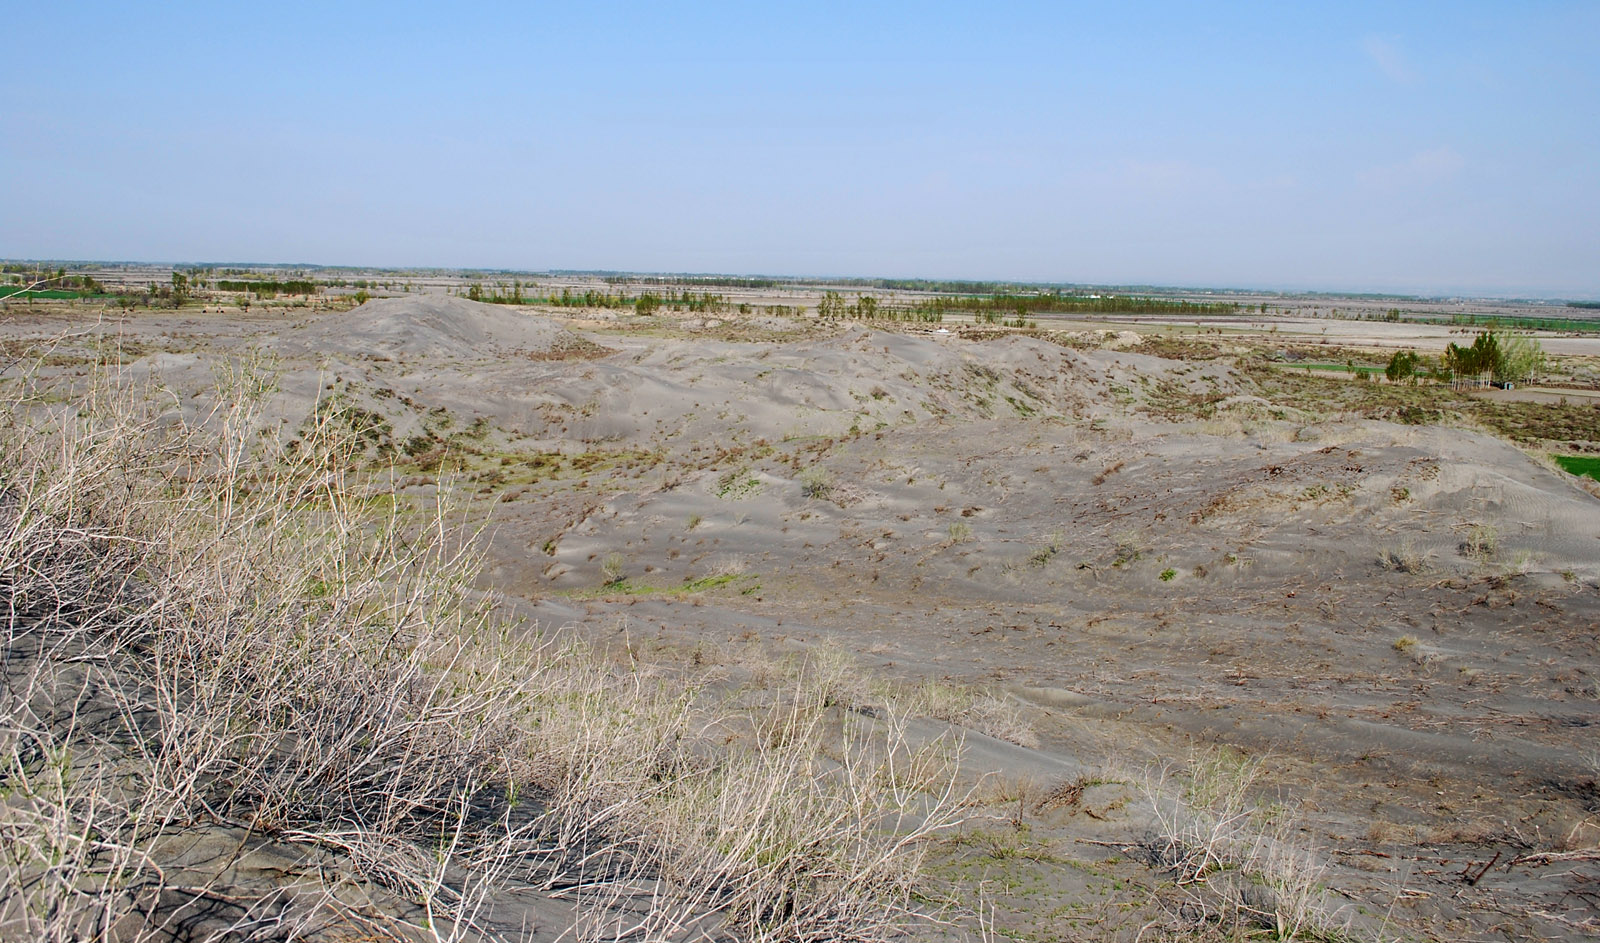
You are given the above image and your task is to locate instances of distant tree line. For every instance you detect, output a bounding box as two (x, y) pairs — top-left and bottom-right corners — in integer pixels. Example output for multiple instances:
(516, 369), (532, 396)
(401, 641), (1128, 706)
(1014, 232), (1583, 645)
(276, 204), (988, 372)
(460, 283), (728, 314)
(903, 292), (1240, 319)
(0, 266), (109, 296)
(215, 279), (319, 296)
(817, 291), (943, 323)
(465, 280), (531, 304)
(607, 276), (782, 290)
(1384, 329), (1545, 388)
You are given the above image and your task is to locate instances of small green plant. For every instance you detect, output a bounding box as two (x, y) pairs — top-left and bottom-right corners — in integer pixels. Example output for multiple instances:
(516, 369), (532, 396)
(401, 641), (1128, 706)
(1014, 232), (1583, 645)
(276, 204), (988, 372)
(1028, 532), (1063, 567)
(1112, 530), (1144, 568)
(1392, 635), (1418, 653)
(797, 467), (833, 501)
(946, 521), (972, 544)
(715, 467), (761, 499)
(1159, 568), (1177, 582)
(600, 551), (626, 584)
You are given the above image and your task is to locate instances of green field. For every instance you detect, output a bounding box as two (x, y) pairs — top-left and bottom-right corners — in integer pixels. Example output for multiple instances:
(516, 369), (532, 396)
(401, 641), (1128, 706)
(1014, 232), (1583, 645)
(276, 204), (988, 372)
(1416, 313), (1600, 334)
(1554, 454), (1600, 482)
(0, 286), (112, 300)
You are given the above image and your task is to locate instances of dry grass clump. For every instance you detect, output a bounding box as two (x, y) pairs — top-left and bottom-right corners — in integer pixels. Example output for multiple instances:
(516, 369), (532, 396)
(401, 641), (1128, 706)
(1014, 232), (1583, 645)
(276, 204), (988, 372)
(878, 679), (1040, 750)
(0, 356), (966, 941)
(1138, 747), (1348, 942)
(1377, 540), (1430, 574)
(1460, 522), (1498, 561)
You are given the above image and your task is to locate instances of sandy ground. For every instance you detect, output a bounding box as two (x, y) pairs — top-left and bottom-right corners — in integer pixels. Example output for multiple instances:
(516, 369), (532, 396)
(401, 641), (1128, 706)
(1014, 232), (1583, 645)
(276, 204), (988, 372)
(5, 296), (1598, 941)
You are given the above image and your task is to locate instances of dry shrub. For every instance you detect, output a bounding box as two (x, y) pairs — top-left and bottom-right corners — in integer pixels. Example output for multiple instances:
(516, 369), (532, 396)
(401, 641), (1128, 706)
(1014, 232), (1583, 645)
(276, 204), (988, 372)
(882, 680), (1039, 750)
(1377, 540), (1430, 574)
(1139, 747), (1348, 941)
(0, 352), (966, 941)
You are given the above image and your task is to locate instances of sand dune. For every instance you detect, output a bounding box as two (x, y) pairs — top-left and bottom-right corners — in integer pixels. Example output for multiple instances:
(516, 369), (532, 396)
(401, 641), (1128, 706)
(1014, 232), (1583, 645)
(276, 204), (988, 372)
(278, 295), (577, 359)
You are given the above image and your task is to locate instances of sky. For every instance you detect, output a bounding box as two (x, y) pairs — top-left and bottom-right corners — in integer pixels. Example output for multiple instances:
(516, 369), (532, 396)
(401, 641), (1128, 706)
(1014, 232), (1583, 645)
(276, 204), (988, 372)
(3, 1), (1597, 297)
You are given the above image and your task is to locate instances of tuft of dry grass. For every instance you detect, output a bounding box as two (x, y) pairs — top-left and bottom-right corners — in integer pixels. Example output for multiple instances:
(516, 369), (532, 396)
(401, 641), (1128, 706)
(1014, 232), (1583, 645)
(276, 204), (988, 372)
(1377, 540), (1430, 574)
(1460, 523), (1499, 561)
(1137, 747), (1349, 942)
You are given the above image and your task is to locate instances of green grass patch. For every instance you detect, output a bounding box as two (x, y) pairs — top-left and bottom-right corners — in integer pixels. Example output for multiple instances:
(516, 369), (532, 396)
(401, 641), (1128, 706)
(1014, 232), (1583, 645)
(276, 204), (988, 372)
(1554, 454), (1600, 482)
(0, 287), (113, 300)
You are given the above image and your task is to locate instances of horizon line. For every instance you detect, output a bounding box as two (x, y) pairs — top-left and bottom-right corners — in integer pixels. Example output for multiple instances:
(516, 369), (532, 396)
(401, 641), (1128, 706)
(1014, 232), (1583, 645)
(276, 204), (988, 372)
(3, 257), (1595, 305)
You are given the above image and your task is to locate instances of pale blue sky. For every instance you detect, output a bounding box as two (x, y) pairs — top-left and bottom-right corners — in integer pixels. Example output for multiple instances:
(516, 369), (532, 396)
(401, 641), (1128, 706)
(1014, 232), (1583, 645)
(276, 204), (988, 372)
(3, 2), (1596, 296)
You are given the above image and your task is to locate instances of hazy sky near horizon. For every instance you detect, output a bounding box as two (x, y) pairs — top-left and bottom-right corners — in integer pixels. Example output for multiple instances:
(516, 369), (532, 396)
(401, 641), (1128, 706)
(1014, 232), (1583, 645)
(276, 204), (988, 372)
(3, 2), (1597, 296)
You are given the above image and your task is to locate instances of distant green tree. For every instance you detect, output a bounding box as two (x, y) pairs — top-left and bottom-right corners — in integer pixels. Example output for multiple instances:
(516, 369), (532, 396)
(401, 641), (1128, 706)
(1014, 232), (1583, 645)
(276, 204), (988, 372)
(1385, 349), (1419, 383)
(1493, 333), (1544, 384)
(1444, 331), (1499, 387)
(817, 291), (846, 318)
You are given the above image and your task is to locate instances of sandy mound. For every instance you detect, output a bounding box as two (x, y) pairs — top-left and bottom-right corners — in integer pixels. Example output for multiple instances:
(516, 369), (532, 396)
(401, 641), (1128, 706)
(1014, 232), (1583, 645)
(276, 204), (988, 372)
(282, 295), (580, 359)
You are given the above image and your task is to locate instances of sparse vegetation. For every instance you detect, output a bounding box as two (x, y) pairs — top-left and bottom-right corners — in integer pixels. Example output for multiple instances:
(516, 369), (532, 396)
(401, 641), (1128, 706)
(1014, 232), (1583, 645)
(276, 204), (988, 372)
(798, 466), (834, 500)
(1462, 523), (1499, 560)
(1378, 541), (1430, 573)
(0, 359), (970, 942)
(5, 277), (1597, 942)
(1028, 533), (1063, 567)
(600, 550), (627, 583)
(1141, 747), (1346, 941)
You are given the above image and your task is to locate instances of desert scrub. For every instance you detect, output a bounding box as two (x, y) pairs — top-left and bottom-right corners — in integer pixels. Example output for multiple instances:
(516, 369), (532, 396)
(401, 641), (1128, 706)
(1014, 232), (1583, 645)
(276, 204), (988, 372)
(600, 549), (627, 583)
(715, 466), (762, 499)
(875, 678), (1040, 749)
(1027, 531), (1064, 567)
(797, 465), (834, 501)
(1140, 747), (1348, 941)
(1111, 529), (1145, 568)
(1461, 523), (1498, 560)
(1378, 540), (1429, 574)
(0, 353), (967, 942)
